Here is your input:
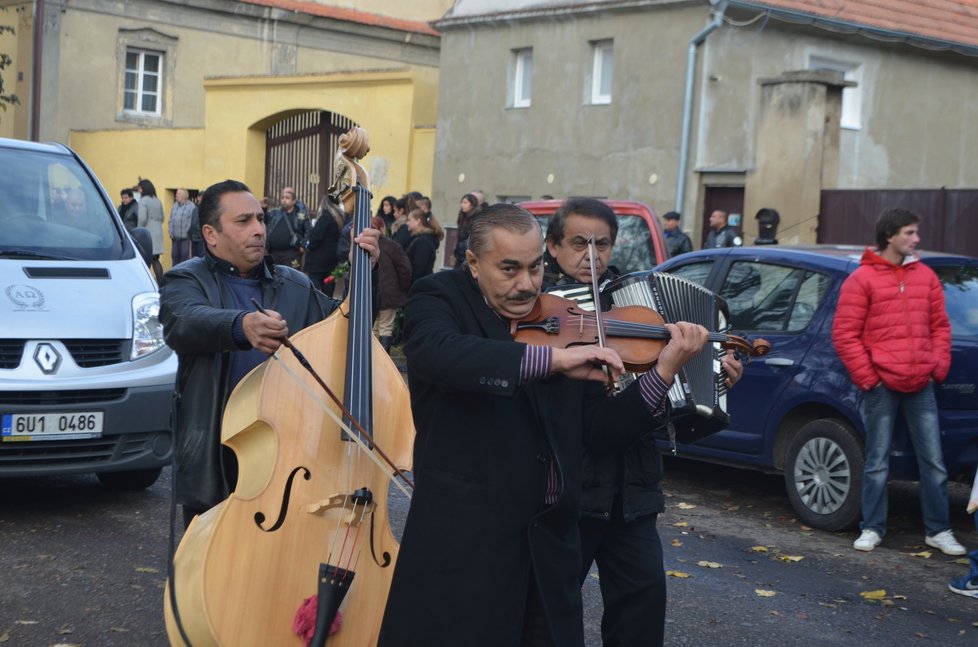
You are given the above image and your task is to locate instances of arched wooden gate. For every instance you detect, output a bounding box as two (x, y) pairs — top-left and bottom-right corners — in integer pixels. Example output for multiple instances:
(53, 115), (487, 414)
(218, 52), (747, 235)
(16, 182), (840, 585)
(264, 110), (357, 211)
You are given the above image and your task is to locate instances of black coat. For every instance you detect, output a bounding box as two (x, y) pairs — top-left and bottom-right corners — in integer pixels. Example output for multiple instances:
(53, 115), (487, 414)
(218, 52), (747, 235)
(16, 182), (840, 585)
(405, 230), (439, 284)
(378, 269), (656, 647)
(541, 258), (665, 522)
(303, 212), (341, 275)
(159, 254), (339, 510)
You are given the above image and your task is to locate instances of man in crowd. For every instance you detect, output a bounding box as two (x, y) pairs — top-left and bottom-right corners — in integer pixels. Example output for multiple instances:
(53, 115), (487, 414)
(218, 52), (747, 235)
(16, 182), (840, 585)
(118, 188), (139, 231)
(265, 186), (309, 268)
(832, 207), (965, 556)
(662, 210), (693, 258)
(159, 179), (379, 526)
(542, 197), (741, 646)
(379, 203), (712, 646)
(705, 209), (742, 248)
(169, 188), (195, 267)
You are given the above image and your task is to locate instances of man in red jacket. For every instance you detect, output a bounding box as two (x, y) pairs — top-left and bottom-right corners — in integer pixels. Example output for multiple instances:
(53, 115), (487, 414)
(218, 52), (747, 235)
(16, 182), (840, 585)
(832, 208), (965, 555)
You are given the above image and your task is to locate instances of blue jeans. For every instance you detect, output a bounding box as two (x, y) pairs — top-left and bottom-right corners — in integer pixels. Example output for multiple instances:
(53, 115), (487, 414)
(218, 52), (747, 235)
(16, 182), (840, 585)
(860, 382), (950, 537)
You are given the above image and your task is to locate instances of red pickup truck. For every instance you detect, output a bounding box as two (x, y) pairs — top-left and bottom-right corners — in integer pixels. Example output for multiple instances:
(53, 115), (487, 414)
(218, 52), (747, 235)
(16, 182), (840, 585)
(518, 199), (669, 274)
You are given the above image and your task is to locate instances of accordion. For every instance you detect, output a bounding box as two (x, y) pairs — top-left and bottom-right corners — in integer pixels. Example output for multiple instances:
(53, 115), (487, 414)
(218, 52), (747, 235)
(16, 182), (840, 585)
(546, 271), (731, 446)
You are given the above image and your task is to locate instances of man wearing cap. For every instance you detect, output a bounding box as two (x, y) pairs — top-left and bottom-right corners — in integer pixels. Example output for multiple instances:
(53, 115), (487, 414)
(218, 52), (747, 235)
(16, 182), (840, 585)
(662, 211), (693, 258)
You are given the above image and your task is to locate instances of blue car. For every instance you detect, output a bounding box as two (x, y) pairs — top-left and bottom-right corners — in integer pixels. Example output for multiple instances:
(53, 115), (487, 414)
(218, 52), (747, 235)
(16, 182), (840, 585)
(655, 245), (978, 531)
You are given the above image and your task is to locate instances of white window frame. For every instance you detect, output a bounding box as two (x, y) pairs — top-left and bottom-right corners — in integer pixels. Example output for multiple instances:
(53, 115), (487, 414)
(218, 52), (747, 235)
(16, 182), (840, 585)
(124, 48), (163, 116)
(590, 40), (614, 105)
(808, 54), (862, 130)
(511, 48), (533, 108)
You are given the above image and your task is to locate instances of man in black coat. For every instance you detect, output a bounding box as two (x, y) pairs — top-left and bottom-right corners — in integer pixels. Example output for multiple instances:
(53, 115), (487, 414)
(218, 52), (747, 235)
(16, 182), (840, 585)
(379, 203), (711, 647)
(544, 198), (741, 647)
(159, 179), (379, 525)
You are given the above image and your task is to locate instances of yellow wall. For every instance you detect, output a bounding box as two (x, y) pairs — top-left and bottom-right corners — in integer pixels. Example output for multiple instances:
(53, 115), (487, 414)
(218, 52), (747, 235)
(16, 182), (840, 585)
(0, 2), (31, 140)
(69, 69), (436, 269)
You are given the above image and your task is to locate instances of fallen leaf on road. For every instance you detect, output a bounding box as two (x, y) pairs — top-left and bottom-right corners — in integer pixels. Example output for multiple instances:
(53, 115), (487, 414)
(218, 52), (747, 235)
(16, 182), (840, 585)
(778, 555), (804, 562)
(755, 589), (777, 597)
(676, 502), (697, 510)
(0, 631), (9, 643)
(14, 621), (37, 625)
(135, 566), (160, 573)
(893, 594), (907, 600)
(799, 524), (813, 531)
(751, 546), (769, 553)
(52, 644), (81, 647)
(909, 550), (933, 559)
(953, 558), (970, 565)
(671, 539), (683, 547)
(666, 570), (691, 579)
(697, 561), (723, 569)
(725, 504), (740, 512)
(860, 589), (887, 600)
(673, 522), (689, 528)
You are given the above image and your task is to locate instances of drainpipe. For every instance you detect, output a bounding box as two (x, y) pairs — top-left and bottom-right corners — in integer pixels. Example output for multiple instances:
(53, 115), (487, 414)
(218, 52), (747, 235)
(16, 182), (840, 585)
(674, 1), (727, 216)
(30, 0), (44, 141)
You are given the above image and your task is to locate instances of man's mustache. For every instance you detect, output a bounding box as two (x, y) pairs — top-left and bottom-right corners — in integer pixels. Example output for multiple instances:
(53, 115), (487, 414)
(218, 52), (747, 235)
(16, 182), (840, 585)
(510, 291), (538, 302)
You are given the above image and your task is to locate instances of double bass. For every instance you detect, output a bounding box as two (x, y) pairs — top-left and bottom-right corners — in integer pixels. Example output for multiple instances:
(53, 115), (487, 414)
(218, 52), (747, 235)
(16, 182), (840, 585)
(164, 127), (415, 646)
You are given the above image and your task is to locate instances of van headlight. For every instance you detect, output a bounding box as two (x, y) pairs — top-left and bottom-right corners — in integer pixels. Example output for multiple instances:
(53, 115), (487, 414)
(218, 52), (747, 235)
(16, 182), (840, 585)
(132, 292), (166, 359)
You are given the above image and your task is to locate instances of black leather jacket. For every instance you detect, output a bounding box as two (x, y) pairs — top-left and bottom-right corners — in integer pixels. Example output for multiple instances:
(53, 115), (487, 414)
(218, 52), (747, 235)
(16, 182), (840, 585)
(541, 252), (665, 522)
(159, 253), (339, 510)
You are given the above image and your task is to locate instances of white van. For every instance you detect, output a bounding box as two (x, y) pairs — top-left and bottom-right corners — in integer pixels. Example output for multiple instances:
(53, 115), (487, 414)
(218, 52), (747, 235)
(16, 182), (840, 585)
(0, 137), (175, 489)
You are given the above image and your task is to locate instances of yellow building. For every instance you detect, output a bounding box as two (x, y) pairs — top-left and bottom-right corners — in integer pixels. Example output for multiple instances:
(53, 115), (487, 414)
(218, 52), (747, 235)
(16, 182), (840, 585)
(2, 0), (448, 266)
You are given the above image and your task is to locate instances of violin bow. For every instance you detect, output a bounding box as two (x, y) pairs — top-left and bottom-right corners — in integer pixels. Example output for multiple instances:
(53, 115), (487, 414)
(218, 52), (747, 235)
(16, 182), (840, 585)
(587, 236), (618, 391)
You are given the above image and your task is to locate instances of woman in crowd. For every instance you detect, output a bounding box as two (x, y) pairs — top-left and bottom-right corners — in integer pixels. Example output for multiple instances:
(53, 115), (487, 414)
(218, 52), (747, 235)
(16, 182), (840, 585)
(136, 178), (165, 284)
(390, 197), (411, 249)
(404, 208), (444, 285)
(370, 216), (412, 352)
(376, 195), (398, 236)
(452, 192), (478, 269)
(305, 196), (345, 297)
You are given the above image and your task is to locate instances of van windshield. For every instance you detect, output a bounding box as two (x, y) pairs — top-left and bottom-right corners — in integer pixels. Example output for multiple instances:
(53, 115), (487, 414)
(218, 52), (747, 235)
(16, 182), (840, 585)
(0, 148), (129, 261)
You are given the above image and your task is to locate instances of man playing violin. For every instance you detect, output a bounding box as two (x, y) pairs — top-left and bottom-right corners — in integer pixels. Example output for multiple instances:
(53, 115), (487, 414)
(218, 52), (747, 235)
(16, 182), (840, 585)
(543, 197), (743, 647)
(159, 179), (380, 527)
(379, 203), (711, 647)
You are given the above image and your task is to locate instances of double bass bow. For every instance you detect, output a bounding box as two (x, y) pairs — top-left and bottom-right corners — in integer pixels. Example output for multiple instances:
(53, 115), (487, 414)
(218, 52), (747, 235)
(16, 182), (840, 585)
(164, 127), (415, 646)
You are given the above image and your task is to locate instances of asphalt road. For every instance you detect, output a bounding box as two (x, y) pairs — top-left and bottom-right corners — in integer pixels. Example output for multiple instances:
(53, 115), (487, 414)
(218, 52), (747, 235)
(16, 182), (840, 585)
(1, 458), (976, 646)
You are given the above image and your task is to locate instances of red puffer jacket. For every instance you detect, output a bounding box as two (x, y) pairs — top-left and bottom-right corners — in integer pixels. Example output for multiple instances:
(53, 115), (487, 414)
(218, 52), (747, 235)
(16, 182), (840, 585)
(832, 248), (951, 393)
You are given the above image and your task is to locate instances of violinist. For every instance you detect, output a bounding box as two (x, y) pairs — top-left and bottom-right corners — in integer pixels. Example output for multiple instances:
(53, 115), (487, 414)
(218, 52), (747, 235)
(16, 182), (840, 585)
(159, 179), (380, 527)
(379, 203), (710, 647)
(543, 198), (743, 647)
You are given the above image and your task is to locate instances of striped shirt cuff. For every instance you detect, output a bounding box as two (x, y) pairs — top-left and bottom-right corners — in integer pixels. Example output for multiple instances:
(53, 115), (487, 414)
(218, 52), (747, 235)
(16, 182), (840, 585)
(638, 369), (671, 416)
(520, 345), (552, 384)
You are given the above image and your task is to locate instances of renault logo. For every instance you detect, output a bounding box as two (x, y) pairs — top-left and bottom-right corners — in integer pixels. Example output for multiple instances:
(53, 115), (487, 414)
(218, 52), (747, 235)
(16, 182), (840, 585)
(34, 343), (62, 374)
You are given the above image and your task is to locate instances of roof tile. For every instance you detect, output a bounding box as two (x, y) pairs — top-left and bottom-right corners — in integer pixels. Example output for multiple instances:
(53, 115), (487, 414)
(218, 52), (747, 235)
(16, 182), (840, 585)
(239, 0), (440, 36)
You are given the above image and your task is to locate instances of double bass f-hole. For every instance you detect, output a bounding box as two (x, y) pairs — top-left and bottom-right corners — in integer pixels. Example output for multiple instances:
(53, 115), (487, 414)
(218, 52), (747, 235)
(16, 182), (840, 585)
(254, 465), (311, 532)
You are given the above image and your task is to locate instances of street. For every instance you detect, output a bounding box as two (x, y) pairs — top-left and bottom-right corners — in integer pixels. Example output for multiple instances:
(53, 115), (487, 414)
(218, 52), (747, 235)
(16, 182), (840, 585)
(1, 458), (976, 646)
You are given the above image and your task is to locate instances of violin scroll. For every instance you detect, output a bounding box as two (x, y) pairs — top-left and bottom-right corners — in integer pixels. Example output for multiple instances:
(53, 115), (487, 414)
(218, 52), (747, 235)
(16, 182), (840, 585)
(720, 334), (771, 362)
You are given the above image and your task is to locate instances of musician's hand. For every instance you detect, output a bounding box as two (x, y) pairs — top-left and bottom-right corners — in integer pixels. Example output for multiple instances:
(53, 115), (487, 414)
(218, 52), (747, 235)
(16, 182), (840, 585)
(654, 322), (709, 384)
(242, 309), (288, 354)
(351, 226), (381, 268)
(722, 349), (743, 388)
(550, 345), (625, 383)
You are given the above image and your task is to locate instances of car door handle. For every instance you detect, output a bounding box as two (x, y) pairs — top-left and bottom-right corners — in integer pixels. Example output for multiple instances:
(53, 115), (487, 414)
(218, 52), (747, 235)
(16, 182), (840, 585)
(764, 358), (795, 367)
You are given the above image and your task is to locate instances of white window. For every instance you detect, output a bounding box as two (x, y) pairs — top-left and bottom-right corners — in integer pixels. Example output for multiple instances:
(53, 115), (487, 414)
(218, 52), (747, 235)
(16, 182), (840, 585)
(809, 55), (862, 130)
(512, 48), (533, 108)
(590, 40), (614, 105)
(124, 49), (162, 115)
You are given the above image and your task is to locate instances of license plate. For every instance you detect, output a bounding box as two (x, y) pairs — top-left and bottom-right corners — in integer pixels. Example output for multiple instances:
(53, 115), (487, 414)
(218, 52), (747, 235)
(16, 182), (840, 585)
(1, 412), (104, 441)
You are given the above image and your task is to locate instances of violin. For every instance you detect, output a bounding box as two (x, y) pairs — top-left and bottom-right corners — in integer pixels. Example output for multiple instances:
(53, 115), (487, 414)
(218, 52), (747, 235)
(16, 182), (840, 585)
(164, 128), (415, 646)
(511, 292), (770, 372)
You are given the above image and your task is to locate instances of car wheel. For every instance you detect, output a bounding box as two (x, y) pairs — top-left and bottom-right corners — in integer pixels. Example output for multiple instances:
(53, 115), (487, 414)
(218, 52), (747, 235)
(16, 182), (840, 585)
(96, 467), (163, 491)
(784, 419), (863, 531)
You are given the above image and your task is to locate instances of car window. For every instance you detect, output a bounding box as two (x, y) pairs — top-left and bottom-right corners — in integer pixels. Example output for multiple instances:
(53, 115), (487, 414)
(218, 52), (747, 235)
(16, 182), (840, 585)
(933, 263), (978, 339)
(720, 261), (830, 332)
(0, 148), (124, 260)
(669, 261), (713, 287)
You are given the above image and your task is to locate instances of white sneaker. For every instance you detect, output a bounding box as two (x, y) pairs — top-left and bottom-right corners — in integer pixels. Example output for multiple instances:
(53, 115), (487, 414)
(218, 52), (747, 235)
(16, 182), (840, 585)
(853, 529), (882, 551)
(925, 530), (967, 556)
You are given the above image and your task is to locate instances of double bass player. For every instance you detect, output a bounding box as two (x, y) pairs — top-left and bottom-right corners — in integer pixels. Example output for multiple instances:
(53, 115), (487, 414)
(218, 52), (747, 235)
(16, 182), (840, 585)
(159, 179), (379, 526)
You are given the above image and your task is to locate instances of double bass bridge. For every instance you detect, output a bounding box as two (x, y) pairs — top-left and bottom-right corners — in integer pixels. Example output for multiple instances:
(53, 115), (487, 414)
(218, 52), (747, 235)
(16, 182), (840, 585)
(306, 487), (375, 528)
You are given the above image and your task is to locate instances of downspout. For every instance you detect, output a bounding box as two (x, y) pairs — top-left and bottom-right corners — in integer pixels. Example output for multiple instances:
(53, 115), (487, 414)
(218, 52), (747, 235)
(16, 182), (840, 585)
(674, 1), (727, 215)
(30, 0), (44, 141)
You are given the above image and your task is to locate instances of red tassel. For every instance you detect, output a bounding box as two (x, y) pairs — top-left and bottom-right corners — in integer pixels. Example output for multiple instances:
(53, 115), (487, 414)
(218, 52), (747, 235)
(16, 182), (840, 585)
(293, 596), (343, 646)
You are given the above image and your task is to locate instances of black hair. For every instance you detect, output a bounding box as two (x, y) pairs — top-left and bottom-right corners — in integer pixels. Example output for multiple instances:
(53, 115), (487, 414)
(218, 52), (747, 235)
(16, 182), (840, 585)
(875, 207), (919, 250)
(120, 188), (134, 199)
(198, 179), (252, 231)
(547, 197), (618, 245)
(137, 178), (157, 198)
